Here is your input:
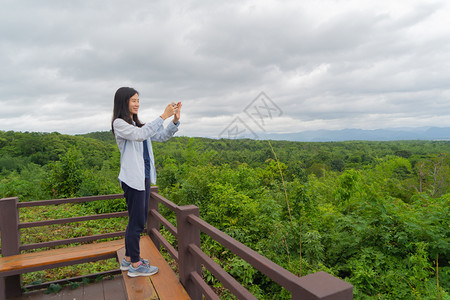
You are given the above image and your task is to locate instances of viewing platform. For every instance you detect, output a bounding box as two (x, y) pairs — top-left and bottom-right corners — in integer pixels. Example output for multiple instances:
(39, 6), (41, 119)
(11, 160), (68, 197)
(1, 187), (353, 299)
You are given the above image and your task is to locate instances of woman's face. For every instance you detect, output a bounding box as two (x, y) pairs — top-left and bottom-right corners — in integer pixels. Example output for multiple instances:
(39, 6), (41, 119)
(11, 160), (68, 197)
(128, 93), (139, 117)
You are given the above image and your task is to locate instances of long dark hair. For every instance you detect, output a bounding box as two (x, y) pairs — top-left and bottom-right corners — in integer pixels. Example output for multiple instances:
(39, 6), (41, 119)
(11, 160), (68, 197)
(112, 87), (144, 134)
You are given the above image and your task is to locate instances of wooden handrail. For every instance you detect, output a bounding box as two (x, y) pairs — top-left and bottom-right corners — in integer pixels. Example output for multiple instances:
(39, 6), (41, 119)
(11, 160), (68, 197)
(186, 213), (301, 293)
(149, 228), (179, 262)
(1, 189), (353, 300)
(188, 243), (256, 300)
(150, 191), (178, 211)
(17, 194), (124, 208)
(19, 231), (126, 251)
(189, 271), (219, 300)
(18, 211), (128, 228)
(148, 189), (354, 300)
(150, 208), (177, 236)
(0, 195), (128, 297)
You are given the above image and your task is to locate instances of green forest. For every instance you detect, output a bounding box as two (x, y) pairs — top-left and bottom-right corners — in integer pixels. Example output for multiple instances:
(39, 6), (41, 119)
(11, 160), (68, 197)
(0, 130), (449, 299)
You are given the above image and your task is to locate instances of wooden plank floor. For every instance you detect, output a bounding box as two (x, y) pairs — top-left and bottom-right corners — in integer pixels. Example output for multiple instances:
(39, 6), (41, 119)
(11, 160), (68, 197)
(9, 275), (127, 300)
(117, 236), (190, 300)
(7, 236), (189, 300)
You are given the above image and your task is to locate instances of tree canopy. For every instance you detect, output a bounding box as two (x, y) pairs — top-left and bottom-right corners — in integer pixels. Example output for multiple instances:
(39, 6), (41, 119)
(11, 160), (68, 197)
(0, 130), (448, 299)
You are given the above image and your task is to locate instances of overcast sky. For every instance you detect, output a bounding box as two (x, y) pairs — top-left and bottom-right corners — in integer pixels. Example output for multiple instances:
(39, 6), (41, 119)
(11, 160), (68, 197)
(1, 0), (449, 138)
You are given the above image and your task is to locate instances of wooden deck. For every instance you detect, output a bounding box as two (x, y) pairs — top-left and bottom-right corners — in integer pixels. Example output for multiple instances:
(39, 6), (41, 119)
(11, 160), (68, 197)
(1, 191), (353, 299)
(9, 275), (127, 300)
(117, 236), (190, 300)
(6, 236), (190, 300)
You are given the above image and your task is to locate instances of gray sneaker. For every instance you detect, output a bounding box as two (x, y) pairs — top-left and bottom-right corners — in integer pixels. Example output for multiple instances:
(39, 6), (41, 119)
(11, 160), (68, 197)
(127, 261), (159, 277)
(120, 258), (150, 271)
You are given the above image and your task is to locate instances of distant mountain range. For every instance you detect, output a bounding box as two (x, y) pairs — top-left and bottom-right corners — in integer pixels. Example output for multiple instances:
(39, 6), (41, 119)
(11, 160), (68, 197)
(256, 127), (450, 142)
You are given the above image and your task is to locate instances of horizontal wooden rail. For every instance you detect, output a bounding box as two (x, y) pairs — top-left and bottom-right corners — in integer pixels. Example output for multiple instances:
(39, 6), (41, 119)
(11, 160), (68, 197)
(150, 209), (177, 237)
(20, 232), (126, 251)
(150, 191), (178, 211)
(188, 243), (256, 300)
(147, 191), (353, 299)
(189, 271), (218, 300)
(17, 194), (124, 208)
(1, 194), (128, 298)
(1, 239), (124, 276)
(186, 214), (303, 294)
(150, 228), (179, 262)
(19, 211), (128, 228)
(2, 189), (352, 299)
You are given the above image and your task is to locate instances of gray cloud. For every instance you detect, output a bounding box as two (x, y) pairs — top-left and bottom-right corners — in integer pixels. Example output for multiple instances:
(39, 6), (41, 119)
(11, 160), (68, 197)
(0, 0), (449, 137)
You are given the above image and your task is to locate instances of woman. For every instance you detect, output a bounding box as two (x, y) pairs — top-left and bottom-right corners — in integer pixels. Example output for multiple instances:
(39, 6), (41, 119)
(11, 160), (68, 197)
(112, 87), (181, 277)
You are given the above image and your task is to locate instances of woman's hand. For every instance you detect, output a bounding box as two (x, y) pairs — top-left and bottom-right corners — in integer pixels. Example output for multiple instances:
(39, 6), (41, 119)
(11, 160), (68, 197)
(160, 102), (177, 120)
(173, 102), (182, 124)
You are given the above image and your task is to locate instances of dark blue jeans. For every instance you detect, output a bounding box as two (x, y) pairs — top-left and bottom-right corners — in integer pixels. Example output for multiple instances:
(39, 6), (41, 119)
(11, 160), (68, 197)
(122, 178), (150, 263)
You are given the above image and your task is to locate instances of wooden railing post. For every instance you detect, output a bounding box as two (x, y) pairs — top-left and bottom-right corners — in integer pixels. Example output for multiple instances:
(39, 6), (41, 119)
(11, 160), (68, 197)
(147, 186), (160, 249)
(291, 271), (353, 300)
(177, 205), (202, 300)
(0, 197), (22, 298)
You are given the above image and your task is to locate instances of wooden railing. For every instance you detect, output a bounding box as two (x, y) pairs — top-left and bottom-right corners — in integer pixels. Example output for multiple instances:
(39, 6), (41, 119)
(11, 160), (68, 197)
(148, 187), (353, 300)
(0, 188), (353, 299)
(0, 194), (127, 296)
(0, 194), (127, 253)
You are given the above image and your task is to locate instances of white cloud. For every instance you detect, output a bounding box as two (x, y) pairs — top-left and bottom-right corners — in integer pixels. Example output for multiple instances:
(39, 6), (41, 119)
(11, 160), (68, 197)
(0, 0), (449, 136)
